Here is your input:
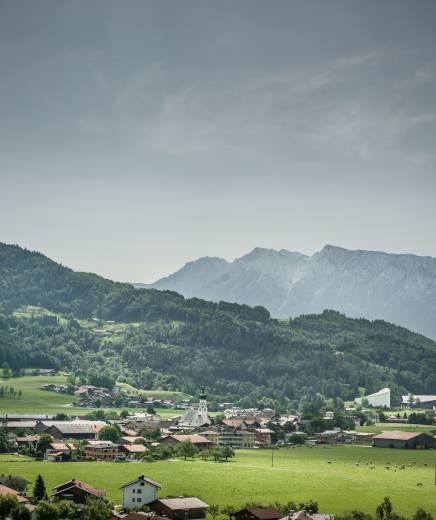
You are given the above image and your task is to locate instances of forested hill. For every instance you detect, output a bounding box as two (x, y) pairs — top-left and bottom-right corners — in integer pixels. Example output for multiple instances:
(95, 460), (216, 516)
(1, 242), (436, 408)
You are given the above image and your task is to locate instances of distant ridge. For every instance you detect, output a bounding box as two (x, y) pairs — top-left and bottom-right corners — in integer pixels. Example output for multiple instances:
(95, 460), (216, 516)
(138, 245), (436, 339)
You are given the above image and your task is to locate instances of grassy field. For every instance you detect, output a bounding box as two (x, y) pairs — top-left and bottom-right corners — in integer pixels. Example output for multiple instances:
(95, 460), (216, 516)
(357, 424), (436, 434)
(0, 375), (183, 418)
(2, 447), (436, 516)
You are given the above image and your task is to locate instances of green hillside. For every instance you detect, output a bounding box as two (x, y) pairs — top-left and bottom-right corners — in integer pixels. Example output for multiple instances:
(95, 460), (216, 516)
(1, 242), (436, 409)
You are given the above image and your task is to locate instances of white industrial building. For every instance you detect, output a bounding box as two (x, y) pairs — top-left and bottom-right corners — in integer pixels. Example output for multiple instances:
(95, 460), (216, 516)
(355, 387), (391, 408)
(401, 394), (436, 409)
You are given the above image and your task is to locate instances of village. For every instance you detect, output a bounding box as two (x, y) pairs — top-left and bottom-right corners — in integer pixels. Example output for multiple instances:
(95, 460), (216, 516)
(1, 386), (436, 519)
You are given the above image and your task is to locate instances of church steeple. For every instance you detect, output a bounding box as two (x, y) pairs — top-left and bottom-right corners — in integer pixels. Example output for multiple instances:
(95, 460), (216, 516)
(197, 387), (208, 424)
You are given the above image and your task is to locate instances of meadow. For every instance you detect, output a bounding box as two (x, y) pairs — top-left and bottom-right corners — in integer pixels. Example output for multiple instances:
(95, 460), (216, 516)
(2, 446), (436, 517)
(0, 374), (184, 417)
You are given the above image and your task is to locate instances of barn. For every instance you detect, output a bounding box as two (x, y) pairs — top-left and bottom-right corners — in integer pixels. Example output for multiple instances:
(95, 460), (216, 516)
(373, 431), (435, 449)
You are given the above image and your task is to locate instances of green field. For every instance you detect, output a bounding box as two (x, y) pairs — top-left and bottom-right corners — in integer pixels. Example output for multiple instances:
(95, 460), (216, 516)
(2, 447), (436, 516)
(357, 424), (436, 435)
(0, 375), (183, 418)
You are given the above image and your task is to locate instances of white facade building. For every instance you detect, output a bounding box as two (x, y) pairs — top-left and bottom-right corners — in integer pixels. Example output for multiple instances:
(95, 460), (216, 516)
(178, 387), (211, 428)
(355, 387), (391, 408)
(121, 474), (161, 511)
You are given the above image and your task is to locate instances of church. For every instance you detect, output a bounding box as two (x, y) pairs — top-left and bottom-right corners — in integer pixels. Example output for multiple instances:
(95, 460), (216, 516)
(178, 387), (211, 428)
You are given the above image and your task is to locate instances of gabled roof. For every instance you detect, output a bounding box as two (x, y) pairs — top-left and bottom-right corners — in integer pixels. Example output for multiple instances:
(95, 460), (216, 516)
(282, 511), (334, 520)
(0, 484), (29, 504)
(155, 497), (209, 510)
(52, 479), (105, 497)
(373, 431), (427, 441)
(171, 434), (211, 444)
(239, 507), (283, 520)
(121, 444), (147, 453)
(121, 475), (161, 489)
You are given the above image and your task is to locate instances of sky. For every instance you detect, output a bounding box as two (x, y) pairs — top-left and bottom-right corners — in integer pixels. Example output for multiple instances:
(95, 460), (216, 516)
(1, 0), (436, 283)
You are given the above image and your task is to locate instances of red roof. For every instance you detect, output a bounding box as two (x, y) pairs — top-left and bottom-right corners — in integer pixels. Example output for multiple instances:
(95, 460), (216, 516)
(172, 434), (211, 444)
(0, 484), (29, 504)
(240, 507), (283, 520)
(52, 479), (105, 498)
(374, 431), (425, 441)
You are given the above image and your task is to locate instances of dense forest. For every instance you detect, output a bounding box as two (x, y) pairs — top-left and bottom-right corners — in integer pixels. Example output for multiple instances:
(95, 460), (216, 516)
(1, 242), (436, 409)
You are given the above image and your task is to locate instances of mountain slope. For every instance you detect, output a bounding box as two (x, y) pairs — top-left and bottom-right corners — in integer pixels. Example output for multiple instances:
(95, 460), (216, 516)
(2, 241), (436, 407)
(145, 245), (436, 339)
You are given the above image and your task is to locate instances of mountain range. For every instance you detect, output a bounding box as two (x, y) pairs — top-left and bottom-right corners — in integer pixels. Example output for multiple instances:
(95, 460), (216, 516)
(2, 241), (436, 406)
(138, 245), (436, 339)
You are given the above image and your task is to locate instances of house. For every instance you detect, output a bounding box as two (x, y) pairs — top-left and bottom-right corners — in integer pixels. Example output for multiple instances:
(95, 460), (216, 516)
(119, 444), (147, 459)
(315, 430), (346, 444)
(219, 429), (255, 448)
(353, 432), (375, 444)
(150, 497), (209, 520)
(34, 419), (106, 438)
(255, 428), (273, 446)
(373, 431), (435, 449)
(45, 442), (77, 462)
(111, 513), (166, 520)
(0, 483), (35, 512)
(281, 510), (335, 520)
(120, 474), (161, 510)
(15, 435), (40, 447)
(120, 436), (146, 445)
(159, 434), (212, 450)
(84, 440), (120, 460)
(201, 430), (220, 445)
(52, 479), (105, 504)
(232, 506), (284, 520)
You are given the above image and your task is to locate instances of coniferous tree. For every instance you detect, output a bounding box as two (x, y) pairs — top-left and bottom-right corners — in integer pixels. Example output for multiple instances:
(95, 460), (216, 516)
(33, 475), (47, 501)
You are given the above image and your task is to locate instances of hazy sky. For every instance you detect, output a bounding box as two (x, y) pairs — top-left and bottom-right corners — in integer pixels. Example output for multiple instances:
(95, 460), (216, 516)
(1, 1), (436, 282)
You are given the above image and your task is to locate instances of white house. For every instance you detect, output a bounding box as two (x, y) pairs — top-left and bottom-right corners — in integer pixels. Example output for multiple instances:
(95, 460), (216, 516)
(120, 475), (161, 511)
(355, 387), (391, 408)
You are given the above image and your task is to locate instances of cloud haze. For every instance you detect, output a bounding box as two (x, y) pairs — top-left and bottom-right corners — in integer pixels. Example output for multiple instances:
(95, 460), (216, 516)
(0, 0), (435, 282)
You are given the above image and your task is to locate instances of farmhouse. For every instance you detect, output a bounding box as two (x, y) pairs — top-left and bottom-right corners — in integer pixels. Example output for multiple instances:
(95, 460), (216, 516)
(159, 434), (212, 450)
(84, 440), (120, 460)
(232, 506), (283, 520)
(112, 514), (166, 520)
(45, 442), (77, 462)
(150, 497), (209, 520)
(0, 483), (35, 512)
(34, 419), (105, 438)
(373, 431), (435, 449)
(119, 444), (147, 459)
(52, 478), (105, 504)
(283, 511), (335, 520)
(315, 430), (346, 444)
(120, 474), (161, 510)
(254, 428), (273, 446)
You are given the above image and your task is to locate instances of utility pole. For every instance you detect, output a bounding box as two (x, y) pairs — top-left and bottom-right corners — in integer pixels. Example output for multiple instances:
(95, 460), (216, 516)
(271, 447), (275, 467)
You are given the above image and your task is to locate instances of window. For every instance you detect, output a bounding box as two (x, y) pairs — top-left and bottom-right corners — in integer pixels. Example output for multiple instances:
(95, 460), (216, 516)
(132, 498), (135, 503)
(137, 489), (142, 494)
(137, 498), (142, 503)
(133, 489), (136, 493)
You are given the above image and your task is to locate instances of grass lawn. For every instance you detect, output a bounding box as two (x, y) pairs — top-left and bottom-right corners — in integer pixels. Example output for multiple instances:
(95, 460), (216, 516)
(357, 424), (436, 434)
(0, 375), (182, 418)
(2, 447), (436, 516)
